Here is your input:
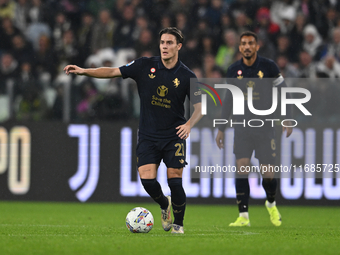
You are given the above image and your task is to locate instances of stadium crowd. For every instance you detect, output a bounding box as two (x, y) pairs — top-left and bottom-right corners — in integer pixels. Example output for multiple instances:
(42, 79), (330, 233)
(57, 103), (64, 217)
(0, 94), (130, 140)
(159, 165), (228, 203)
(0, 0), (340, 123)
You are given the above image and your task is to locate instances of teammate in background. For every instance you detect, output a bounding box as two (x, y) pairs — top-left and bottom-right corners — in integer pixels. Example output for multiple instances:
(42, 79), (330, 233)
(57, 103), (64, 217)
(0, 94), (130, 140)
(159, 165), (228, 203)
(64, 27), (202, 234)
(215, 31), (293, 227)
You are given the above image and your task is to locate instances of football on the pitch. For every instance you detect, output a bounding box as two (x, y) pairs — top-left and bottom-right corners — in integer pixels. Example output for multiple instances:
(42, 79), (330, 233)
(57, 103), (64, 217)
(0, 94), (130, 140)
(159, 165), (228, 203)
(125, 207), (154, 233)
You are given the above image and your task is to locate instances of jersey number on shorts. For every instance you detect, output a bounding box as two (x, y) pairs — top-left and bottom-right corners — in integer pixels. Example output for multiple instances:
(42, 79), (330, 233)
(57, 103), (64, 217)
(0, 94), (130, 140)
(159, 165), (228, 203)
(175, 143), (185, 156)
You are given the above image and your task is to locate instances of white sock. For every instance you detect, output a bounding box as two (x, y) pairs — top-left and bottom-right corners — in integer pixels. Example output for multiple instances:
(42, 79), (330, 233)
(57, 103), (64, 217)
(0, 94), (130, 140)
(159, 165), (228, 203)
(266, 201), (276, 208)
(239, 212), (249, 219)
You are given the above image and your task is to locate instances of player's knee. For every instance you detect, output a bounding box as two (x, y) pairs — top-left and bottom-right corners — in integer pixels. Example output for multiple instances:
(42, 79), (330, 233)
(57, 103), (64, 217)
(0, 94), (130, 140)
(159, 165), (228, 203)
(167, 168), (183, 178)
(138, 165), (157, 179)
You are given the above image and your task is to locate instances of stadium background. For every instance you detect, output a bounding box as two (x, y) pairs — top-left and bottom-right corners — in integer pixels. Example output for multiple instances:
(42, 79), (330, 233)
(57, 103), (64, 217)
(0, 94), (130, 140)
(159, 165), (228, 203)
(0, 0), (339, 205)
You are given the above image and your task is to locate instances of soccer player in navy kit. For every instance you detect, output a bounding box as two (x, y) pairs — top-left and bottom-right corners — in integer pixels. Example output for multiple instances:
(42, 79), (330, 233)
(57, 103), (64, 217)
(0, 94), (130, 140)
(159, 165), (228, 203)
(64, 27), (202, 234)
(215, 31), (293, 227)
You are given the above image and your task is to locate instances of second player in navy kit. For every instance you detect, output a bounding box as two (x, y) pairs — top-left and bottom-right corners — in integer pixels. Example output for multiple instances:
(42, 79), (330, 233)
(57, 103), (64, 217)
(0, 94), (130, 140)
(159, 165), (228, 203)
(64, 27), (202, 234)
(216, 31), (293, 227)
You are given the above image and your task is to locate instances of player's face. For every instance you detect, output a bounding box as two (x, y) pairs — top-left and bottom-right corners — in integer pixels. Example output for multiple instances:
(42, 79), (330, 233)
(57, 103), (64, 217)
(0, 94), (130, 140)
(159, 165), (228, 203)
(160, 34), (182, 61)
(239, 36), (259, 60)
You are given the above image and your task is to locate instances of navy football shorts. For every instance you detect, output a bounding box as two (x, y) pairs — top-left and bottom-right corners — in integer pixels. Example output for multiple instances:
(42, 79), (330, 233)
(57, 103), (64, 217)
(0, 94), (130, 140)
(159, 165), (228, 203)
(233, 128), (277, 165)
(136, 135), (187, 168)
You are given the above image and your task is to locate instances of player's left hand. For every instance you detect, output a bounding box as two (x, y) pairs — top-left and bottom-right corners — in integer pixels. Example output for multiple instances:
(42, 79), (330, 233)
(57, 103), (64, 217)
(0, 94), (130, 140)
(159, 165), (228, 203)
(176, 123), (190, 140)
(282, 120), (293, 137)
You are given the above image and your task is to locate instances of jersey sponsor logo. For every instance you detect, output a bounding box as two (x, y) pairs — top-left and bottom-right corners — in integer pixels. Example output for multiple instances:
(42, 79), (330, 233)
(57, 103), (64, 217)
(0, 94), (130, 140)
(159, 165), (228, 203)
(126, 60), (135, 66)
(173, 78), (180, 88)
(179, 159), (185, 164)
(157, 85), (168, 97)
(257, 70), (264, 79)
(148, 74), (156, 79)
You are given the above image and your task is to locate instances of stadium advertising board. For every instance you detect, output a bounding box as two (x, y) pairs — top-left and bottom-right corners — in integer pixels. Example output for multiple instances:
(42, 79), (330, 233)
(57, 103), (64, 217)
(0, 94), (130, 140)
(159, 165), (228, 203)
(0, 121), (339, 205)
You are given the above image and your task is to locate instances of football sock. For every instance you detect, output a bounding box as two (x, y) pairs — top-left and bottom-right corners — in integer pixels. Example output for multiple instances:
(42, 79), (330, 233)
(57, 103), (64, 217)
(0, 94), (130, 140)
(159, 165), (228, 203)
(168, 178), (186, 226)
(262, 178), (277, 203)
(266, 201), (276, 208)
(235, 175), (250, 213)
(240, 212), (249, 219)
(141, 178), (168, 209)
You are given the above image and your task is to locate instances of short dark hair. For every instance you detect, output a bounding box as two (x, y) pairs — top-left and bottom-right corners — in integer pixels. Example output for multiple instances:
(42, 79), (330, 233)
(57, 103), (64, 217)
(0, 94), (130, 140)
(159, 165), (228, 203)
(159, 27), (184, 44)
(240, 31), (258, 42)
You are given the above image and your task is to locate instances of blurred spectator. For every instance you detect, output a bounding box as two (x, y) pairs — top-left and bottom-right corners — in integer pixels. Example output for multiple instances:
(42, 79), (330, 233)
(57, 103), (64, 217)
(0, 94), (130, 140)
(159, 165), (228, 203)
(316, 55), (340, 79)
(271, 1), (297, 35)
(296, 50), (317, 78)
(180, 36), (201, 69)
(219, 12), (235, 34)
(205, 0), (224, 30)
(202, 53), (217, 78)
(175, 12), (190, 37)
(35, 35), (57, 86)
(215, 29), (238, 74)
(15, 61), (42, 97)
(319, 7), (338, 40)
(85, 0), (115, 17)
(113, 4), (136, 49)
(91, 9), (116, 53)
(302, 24), (326, 61)
(257, 31), (276, 60)
(276, 34), (298, 63)
(191, 66), (204, 79)
(52, 12), (72, 51)
(191, 0), (209, 25)
(14, 0), (30, 33)
(234, 11), (252, 35)
(326, 27), (340, 61)
(56, 29), (80, 72)
(159, 13), (173, 30)
(0, 0), (15, 19)
(170, 0), (192, 15)
(0, 17), (21, 51)
(16, 84), (48, 121)
(0, 52), (19, 94)
(199, 33), (217, 56)
(77, 11), (94, 65)
(134, 28), (157, 57)
(133, 15), (154, 42)
(76, 80), (98, 121)
(254, 7), (280, 44)
(289, 13), (307, 56)
(25, 21), (51, 51)
(276, 54), (299, 79)
(229, 0), (258, 22)
(28, 0), (53, 26)
(11, 34), (34, 66)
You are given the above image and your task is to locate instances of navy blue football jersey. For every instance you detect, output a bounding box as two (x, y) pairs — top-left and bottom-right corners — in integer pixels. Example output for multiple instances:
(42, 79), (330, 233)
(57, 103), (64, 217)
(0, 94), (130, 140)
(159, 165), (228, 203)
(220, 55), (288, 132)
(120, 56), (200, 139)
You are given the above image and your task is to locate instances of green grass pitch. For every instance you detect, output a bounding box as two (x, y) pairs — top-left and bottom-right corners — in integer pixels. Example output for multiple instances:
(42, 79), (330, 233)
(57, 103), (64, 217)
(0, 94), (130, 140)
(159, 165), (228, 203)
(0, 201), (339, 255)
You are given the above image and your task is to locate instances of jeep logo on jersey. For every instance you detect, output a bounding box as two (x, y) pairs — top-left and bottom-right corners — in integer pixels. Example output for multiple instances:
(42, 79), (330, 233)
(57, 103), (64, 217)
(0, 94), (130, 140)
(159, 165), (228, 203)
(157, 85), (168, 97)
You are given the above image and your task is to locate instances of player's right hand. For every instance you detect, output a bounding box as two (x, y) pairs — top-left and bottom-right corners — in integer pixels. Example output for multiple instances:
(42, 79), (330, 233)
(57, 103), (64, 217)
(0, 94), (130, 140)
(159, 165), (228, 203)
(64, 65), (85, 75)
(215, 130), (224, 149)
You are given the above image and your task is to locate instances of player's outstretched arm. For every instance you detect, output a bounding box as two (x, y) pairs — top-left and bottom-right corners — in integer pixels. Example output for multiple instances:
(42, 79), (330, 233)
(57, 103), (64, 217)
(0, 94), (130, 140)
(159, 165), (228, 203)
(64, 65), (122, 78)
(215, 130), (224, 149)
(176, 102), (203, 140)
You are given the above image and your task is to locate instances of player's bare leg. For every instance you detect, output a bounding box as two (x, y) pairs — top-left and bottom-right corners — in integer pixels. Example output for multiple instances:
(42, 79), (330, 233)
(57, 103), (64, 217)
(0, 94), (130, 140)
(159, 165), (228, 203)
(139, 164), (172, 231)
(230, 158), (251, 227)
(167, 167), (185, 234)
(261, 164), (282, 226)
